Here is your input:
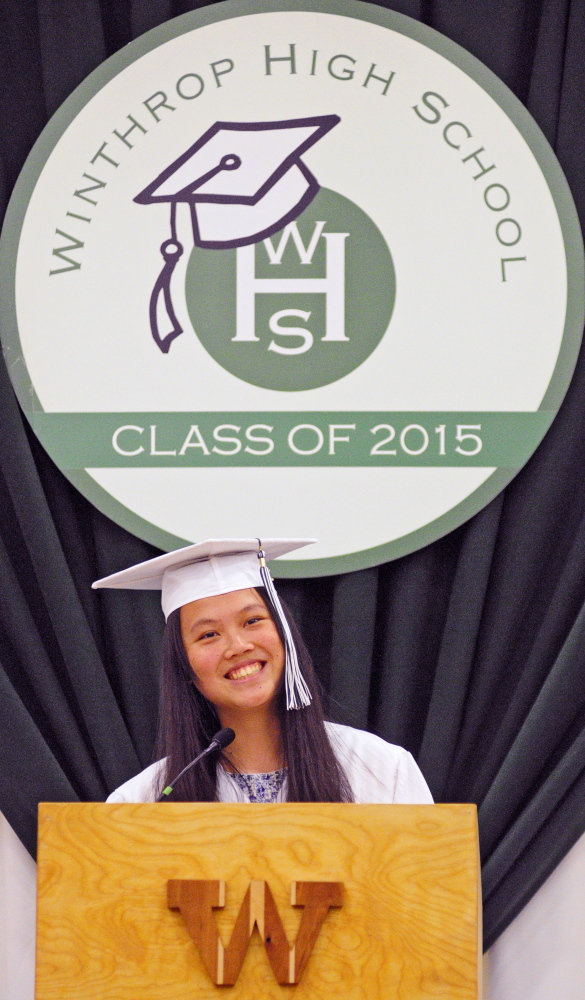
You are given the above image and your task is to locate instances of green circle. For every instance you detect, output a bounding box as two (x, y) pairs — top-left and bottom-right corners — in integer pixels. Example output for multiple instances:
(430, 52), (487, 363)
(185, 188), (396, 391)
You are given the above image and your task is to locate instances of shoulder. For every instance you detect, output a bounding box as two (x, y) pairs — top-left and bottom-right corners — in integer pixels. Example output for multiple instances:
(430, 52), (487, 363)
(106, 760), (165, 803)
(324, 722), (433, 805)
(325, 722), (406, 764)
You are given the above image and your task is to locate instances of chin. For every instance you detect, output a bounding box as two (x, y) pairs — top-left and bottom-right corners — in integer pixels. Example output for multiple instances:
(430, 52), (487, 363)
(233, 689), (276, 711)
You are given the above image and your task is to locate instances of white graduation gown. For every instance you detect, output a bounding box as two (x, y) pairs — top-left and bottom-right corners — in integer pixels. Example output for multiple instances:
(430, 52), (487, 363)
(106, 723), (433, 805)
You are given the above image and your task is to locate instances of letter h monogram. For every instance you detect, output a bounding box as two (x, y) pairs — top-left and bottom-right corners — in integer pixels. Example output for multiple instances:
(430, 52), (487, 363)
(233, 221), (349, 345)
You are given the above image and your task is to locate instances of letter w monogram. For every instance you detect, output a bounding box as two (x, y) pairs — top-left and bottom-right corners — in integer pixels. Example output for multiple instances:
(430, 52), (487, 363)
(167, 879), (343, 985)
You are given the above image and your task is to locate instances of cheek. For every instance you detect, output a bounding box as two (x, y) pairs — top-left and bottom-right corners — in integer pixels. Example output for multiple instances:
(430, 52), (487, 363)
(266, 633), (285, 670)
(185, 647), (218, 685)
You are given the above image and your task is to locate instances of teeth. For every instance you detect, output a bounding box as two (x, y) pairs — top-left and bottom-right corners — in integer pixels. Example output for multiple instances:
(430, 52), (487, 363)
(228, 662), (262, 680)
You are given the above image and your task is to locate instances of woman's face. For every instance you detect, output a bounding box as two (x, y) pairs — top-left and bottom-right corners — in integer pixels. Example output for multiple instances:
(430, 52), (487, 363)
(179, 588), (285, 720)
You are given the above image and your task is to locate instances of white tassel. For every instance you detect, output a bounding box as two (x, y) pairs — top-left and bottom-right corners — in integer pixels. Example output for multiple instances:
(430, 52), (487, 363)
(257, 543), (312, 710)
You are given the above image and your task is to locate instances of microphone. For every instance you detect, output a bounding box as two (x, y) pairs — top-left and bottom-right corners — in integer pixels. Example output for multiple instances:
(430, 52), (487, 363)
(210, 727), (236, 752)
(156, 727), (235, 801)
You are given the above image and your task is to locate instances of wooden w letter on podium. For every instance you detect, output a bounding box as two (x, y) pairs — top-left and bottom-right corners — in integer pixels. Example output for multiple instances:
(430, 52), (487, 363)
(167, 878), (343, 985)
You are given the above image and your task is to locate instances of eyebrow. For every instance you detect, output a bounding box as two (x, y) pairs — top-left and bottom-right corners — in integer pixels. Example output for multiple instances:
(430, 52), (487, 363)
(189, 602), (267, 633)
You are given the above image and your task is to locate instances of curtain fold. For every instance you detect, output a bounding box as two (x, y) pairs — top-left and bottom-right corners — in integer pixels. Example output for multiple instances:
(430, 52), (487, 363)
(329, 568), (379, 730)
(0, 0), (584, 950)
(482, 768), (585, 946)
(36, 0), (106, 116)
(418, 495), (504, 799)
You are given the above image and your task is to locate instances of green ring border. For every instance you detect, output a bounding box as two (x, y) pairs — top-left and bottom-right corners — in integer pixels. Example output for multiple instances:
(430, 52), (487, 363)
(0, 0), (583, 578)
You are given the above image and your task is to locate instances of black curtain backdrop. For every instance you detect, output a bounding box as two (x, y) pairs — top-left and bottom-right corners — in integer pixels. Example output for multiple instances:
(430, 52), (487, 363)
(1, 0), (585, 951)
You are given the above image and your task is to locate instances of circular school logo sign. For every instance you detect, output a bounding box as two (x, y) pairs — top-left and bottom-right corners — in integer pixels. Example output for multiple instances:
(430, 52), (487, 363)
(1, 1), (583, 576)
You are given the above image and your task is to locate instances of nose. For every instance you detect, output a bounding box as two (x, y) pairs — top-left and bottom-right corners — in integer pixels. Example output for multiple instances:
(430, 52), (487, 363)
(224, 629), (254, 658)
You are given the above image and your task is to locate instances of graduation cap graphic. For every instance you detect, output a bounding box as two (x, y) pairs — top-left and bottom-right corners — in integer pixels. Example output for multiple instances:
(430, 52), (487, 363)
(134, 115), (340, 353)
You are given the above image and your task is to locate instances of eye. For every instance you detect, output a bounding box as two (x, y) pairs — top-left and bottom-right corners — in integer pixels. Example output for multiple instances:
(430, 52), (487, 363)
(245, 615), (267, 626)
(197, 629), (219, 641)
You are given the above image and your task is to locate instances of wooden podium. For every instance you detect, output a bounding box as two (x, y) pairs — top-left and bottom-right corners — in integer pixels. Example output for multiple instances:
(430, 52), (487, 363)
(36, 802), (481, 999)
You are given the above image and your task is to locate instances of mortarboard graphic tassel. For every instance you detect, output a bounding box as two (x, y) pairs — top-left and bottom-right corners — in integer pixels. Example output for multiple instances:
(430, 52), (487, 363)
(149, 204), (184, 353)
(257, 541), (312, 710)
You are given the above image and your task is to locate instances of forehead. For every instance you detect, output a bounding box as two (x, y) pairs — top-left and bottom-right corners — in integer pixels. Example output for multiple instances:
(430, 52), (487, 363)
(179, 587), (267, 625)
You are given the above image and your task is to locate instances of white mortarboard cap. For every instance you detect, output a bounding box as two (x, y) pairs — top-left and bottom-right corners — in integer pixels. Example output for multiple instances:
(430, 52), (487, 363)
(91, 537), (313, 618)
(92, 538), (316, 709)
(133, 115), (340, 354)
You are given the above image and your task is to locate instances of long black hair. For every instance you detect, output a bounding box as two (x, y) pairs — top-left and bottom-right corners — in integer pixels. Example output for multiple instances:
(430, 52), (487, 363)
(154, 587), (353, 802)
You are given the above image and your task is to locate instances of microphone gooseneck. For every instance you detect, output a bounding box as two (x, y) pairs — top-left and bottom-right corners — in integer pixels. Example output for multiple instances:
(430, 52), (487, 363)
(157, 727), (235, 801)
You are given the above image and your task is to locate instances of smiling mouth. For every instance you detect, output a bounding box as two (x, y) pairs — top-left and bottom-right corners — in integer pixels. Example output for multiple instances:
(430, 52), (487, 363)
(226, 661), (264, 681)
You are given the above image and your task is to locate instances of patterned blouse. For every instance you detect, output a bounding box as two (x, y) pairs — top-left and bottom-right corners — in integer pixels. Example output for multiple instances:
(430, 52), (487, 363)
(230, 768), (287, 803)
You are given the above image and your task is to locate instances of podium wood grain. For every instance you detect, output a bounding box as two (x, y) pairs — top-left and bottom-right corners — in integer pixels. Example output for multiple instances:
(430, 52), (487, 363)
(36, 802), (481, 999)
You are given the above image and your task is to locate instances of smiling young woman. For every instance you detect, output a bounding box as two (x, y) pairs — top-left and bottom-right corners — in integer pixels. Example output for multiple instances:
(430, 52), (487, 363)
(180, 589), (285, 728)
(94, 539), (433, 806)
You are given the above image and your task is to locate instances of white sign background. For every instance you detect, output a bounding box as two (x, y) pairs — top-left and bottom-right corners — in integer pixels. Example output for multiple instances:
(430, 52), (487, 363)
(1, 1), (582, 576)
